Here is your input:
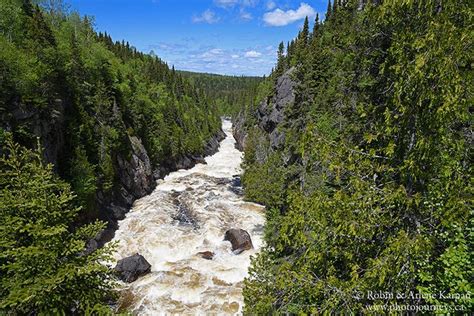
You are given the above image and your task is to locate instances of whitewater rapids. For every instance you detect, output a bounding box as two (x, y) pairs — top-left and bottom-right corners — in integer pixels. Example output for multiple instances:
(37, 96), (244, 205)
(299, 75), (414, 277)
(110, 120), (265, 315)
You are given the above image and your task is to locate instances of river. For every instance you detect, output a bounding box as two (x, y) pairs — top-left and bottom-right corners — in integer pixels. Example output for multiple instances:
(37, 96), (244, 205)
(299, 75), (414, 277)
(110, 120), (265, 315)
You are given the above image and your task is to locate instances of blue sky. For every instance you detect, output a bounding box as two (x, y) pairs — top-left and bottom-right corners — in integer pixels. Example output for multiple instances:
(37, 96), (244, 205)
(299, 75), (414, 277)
(68, 0), (329, 76)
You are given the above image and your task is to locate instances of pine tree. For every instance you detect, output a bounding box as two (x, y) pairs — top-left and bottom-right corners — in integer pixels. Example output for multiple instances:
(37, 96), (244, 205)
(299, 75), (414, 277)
(300, 16), (309, 47)
(275, 41), (286, 78)
(0, 136), (116, 314)
(295, 16), (310, 63)
(310, 14), (320, 43)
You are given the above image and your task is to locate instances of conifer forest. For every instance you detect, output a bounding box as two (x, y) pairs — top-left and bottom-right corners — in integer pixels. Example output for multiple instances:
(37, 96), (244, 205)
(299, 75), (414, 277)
(0, 0), (472, 314)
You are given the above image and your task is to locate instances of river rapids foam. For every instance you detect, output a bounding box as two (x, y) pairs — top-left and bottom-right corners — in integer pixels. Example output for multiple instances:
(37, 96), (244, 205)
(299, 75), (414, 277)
(110, 120), (265, 315)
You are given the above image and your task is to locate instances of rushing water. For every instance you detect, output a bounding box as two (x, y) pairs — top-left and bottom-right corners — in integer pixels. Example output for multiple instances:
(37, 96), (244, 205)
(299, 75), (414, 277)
(110, 120), (265, 315)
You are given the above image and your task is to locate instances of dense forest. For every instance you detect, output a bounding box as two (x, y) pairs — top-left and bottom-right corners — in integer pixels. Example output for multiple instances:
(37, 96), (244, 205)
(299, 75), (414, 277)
(179, 71), (262, 117)
(238, 0), (473, 313)
(0, 0), (472, 314)
(0, 0), (222, 313)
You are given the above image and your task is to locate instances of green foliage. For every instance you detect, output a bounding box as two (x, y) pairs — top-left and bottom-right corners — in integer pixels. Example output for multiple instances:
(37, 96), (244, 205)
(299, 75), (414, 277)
(242, 0), (473, 313)
(1, 1), (225, 313)
(1, 0), (222, 218)
(179, 71), (262, 117)
(0, 135), (116, 314)
(70, 146), (97, 211)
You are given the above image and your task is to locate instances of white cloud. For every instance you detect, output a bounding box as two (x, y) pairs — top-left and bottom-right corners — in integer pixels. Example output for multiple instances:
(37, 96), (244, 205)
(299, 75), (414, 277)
(214, 0), (239, 7)
(263, 2), (315, 26)
(159, 45), (274, 76)
(214, 0), (258, 7)
(240, 10), (253, 21)
(200, 48), (224, 58)
(245, 50), (262, 58)
(266, 1), (276, 10)
(242, 0), (259, 7)
(192, 9), (220, 24)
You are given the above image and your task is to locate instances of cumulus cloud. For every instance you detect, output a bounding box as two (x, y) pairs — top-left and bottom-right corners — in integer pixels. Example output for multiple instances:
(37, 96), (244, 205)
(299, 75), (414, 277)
(245, 50), (262, 58)
(240, 10), (253, 21)
(200, 48), (224, 58)
(214, 0), (239, 7)
(266, 1), (276, 10)
(214, 0), (258, 7)
(263, 2), (315, 26)
(192, 9), (220, 24)
(242, 0), (259, 7)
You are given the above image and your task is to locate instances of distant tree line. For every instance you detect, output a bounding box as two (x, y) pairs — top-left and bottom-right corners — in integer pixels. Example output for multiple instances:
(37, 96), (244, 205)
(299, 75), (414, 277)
(179, 71), (262, 117)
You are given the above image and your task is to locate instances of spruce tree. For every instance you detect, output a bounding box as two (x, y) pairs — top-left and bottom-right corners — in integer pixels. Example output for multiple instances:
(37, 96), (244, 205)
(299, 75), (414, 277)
(300, 16), (309, 47)
(275, 41), (286, 78)
(242, 0), (473, 313)
(0, 136), (116, 314)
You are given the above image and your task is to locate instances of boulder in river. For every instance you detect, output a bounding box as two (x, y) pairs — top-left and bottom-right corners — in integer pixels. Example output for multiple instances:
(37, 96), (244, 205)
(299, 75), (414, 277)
(114, 254), (151, 283)
(224, 228), (253, 254)
(197, 251), (214, 260)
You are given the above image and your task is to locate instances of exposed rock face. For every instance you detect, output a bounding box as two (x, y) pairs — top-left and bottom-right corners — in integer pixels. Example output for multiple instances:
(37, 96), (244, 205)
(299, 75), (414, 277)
(114, 254), (151, 283)
(154, 129), (226, 179)
(232, 113), (247, 151)
(118, 136), (155, 200)
(95, 134), (157, 244)
(224, 228), (253, 254)
(2, 99), (66, 169)
(257, 67), (295, 134)
(233, 67), (296, 152)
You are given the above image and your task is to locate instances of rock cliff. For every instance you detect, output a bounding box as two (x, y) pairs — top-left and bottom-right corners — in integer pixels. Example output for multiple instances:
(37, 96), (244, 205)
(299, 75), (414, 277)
(2, 98), (225, 247)
(233, 67), (296, 152)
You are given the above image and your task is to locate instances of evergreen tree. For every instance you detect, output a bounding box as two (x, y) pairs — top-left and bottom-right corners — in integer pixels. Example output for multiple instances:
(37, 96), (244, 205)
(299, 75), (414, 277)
(0, 136), (116, 314)
(242, 0), (473, 313)
(300, 16), (309, 47)
(275, 41), (286, 78)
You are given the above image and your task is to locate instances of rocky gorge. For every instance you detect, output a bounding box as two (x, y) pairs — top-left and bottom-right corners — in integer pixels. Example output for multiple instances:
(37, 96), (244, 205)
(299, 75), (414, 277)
(2, 97), (225, 250)
(108, 120), (265, 314)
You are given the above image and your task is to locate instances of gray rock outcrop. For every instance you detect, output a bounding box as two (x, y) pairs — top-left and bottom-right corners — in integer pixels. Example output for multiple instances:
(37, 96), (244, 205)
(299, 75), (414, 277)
(116, 135), (155, 201)
(257, 67), (295, 134)
(233, 67), (296, 152)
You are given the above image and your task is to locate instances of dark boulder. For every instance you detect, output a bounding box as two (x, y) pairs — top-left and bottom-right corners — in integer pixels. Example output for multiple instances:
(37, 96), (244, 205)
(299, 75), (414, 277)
(197, 251), (214, 260)
(224, 228), (253, 254)
(172, 200), (199, 228)
(114, 254), (151, 283)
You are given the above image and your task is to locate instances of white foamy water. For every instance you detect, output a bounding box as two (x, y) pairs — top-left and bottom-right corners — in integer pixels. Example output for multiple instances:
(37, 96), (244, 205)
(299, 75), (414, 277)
(110, 120), (265, 315)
